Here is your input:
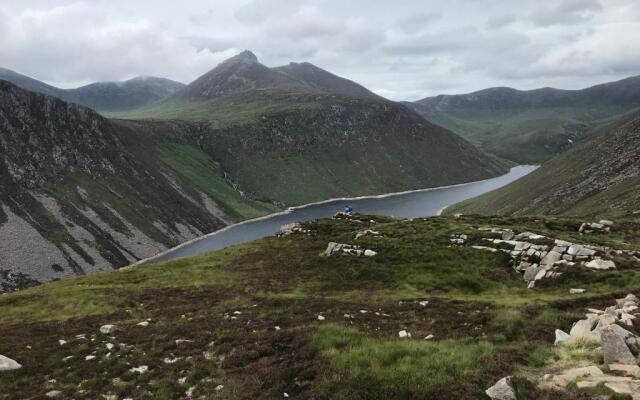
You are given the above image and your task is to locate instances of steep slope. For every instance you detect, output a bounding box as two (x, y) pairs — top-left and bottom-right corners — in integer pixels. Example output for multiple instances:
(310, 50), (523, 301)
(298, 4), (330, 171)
(407, 76), (640, 163)
(446, 111), (640, 218)
(273, 61), (378, 98)
(0, 67), (185, 112)
(0, 81), (271, 292)
(112, 51), (510, 205)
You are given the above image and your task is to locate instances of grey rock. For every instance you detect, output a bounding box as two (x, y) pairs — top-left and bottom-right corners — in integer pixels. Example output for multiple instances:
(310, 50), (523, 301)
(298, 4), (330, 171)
(523, 265), (541, 282)
(570, 318), (596, 338)
(554, 239), (573, 247)
(534, 268), (547, 281)
(552, 246), (567, 254)
(486, 376), (516, 400)
(584, 259), (616, 270)
(99, 324), (117, 335)
(540, 251), (562, 266)
(45, 391), (62, 398)
(601, 325), (637, 365)
(0, 355), (22, 371)
(568, 245), (596, 257)
(513, 242), (531, 251)
(555, 329), (571, 345)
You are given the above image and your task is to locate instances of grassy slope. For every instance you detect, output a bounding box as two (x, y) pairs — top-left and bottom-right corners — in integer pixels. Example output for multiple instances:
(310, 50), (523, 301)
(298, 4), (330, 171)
(2, 214), (640, 399)
(445, 111), (640, 219)
(156, 143), (278, 220)
(413, 104), (636, 164)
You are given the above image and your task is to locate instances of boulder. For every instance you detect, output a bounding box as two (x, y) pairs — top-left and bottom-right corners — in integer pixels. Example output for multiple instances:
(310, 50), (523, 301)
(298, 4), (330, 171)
(398, 330), (411, 339)
(609, 364), (640, 378)
(624, 294), (640, 305)
(540, 251), (562, 266)
(0, 355), (22, 371)
(485, 376), (516, 400)
(555, 329), (571, 345)
(570, 318), (596, 338)
(601, 325), (637, 365)
(584, 258), (616, 270)
(513, 242), (531, 252)
(99, 324), (117, 335)
(45, 391), (62, 398)
(502, 232), (515, 240)
(363, 249), (377, 257)
(534, 268), (547, 281)
(569, 288), (586, 294)
(523, 265), (541, 282)
(572, 245), (597, 257)
(600, 220), (614, 227)
(595, 313), (617, 331)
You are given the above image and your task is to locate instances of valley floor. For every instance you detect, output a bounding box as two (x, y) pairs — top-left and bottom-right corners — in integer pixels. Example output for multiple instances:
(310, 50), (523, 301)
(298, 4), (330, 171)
(1, 214), (640, 399)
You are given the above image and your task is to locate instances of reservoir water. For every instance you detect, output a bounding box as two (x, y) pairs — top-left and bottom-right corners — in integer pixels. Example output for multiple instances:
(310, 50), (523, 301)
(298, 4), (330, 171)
(143, 165), (537, 264)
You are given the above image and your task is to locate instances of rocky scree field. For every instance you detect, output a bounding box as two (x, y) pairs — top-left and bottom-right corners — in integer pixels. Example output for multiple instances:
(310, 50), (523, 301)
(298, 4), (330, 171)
(1, 213), (640, 399)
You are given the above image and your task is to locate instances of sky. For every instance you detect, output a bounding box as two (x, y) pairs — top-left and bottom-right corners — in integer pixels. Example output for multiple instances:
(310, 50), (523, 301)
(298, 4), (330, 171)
(0, 0), (638, 101)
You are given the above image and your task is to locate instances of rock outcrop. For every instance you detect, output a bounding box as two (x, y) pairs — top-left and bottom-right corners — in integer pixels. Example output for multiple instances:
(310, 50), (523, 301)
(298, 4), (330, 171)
(0, 355), (21, 371)
(451, 227), (636, 288)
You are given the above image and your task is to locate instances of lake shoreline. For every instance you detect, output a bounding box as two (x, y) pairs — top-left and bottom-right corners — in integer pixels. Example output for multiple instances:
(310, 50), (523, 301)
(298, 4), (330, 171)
(132, 166), (536, 267)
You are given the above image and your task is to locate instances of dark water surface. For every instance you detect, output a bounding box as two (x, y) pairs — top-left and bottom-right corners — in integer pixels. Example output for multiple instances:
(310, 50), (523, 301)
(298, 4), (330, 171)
(145, 165), (537, 263)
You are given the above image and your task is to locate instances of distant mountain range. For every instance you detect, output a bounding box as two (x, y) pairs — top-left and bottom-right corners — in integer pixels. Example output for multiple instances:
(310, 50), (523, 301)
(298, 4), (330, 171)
(447, 109), (640, 217)
(0, 67), (185, 112)
(405, 76), (640, 163)
(0, 51), (509, 290)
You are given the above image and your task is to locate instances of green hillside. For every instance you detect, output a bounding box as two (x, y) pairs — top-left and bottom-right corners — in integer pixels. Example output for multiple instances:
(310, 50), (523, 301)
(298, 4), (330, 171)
(446, 111), (640, 219)
(407, 76), (640, 164)
(2, 214), (640, 399)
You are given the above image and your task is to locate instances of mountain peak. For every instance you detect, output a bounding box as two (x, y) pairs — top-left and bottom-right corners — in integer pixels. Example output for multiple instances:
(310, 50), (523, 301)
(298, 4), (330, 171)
(224, 50), (259, 65)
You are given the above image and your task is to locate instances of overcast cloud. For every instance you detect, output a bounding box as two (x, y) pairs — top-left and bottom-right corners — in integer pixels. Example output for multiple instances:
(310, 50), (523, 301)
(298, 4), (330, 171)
(0, 0), (638, 100)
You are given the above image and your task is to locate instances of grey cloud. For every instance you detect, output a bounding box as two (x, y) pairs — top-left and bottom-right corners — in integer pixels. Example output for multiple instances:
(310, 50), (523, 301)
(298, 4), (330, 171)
(0, 0), (637, 100)
(393, 12), (442, 34)
(485, 14), (516, 30)
(529, 0), (602, 26)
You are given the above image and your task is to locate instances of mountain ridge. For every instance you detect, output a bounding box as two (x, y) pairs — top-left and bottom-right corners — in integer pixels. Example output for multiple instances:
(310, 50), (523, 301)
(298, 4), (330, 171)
(0, 67), (185, 112)
(405, 75), (640, 164)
